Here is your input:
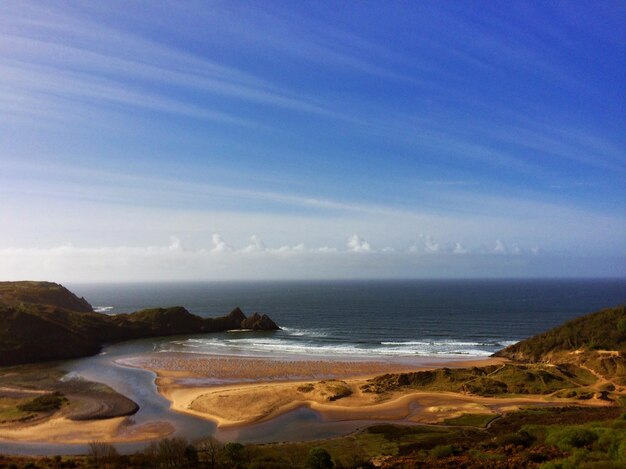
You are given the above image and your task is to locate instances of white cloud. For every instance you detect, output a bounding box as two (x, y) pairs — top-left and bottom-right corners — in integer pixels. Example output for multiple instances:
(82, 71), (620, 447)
(211, 233), (233, 252)
(494, 239), (507, 254)
(453, 242), (467, 254)
(409, 234), (440, 254)
(422, 235), (440, 253)
(168, 236), (183, 251)
(347, 234), (371, 253)
(242, 235), (267, 253)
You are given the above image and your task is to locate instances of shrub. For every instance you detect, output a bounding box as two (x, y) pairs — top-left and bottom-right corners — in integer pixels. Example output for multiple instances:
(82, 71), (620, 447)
(87, 441), (119, 467)
(221, 442), (246, 466)
(430, 444), (455, 459)
(158, 438), (190, 468)
(248, 455), (290, 469)
(17, 392), (67, 412)
(496, 430), (536, 448)
(306, 447), (334, 469)
(547, 428), (598, 450)
(196, 436), (223, 468)
(297, 383), (315, 393)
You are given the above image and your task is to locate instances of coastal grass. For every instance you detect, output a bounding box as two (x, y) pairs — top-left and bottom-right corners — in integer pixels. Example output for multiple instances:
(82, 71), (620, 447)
(17, 392), (67, 412)
(441, 412), (498, 427)
(0, 397), (34, 422)
(361, 363), (599, 397)
(243, 424), (455, 465)
(241, 408), (626, 467)
(495, 305), (626, 361)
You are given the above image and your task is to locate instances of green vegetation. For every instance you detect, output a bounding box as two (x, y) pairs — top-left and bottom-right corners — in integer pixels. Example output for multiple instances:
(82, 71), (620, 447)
(16, 392), (67, 412)
(430, 444), (456, 459)
(495, 305), (626, 362)
(0, 397), (35, 422)
(305, 447), (333, 469)
(319, 380), (353, 401)
(362, 362), (598, 396)
(0, 281), (92, 313)
(442, 412), (498, 427)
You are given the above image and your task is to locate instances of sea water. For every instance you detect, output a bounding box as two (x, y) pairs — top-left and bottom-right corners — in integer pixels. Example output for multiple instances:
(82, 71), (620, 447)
(71, 279), (625, 359)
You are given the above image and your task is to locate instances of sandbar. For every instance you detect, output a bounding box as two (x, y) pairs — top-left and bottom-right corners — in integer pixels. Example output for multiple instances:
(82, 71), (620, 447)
(0, 415), (174, 444)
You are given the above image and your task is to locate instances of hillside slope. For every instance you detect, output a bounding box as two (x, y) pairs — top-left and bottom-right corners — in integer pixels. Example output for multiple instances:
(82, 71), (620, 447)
(0, 281), (279, 366)
(0, 281), (93, 312)
(494, 305), (626, 384)
(493, 305), (625, 362)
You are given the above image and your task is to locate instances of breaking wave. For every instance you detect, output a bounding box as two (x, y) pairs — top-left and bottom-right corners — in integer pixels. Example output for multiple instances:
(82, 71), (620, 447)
(161, 327), (519, 359)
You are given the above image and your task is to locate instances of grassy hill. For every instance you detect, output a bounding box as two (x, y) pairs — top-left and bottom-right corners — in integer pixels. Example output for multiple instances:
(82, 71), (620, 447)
(493, 305), (626, 384)
(494, 305), (626, 362)
(362, 363), (598, 397)
(0, 281), (279, 367)
(360, 305), (626, 397)
(0, 281), (93, 312)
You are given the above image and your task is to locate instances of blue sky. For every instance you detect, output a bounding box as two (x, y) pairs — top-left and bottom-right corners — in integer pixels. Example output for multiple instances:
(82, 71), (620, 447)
(0, 1), (624, 281)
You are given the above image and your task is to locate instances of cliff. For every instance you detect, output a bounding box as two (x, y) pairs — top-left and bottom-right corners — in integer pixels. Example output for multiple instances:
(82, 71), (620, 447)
(0, 281), (279, 367)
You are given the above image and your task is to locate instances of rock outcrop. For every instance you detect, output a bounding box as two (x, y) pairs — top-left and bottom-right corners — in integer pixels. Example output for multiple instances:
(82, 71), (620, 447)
(240, 312), (280, 331)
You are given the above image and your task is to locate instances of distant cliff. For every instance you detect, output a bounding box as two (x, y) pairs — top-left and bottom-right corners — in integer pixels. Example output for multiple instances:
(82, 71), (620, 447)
(0, 281), (279, 367)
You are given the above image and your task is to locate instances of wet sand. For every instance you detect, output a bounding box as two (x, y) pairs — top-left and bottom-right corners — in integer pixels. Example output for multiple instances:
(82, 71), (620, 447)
(120, 352), (505, 383)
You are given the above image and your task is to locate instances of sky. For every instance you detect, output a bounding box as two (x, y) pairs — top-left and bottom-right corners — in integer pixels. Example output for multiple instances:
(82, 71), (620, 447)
(0, 0), (625, 281)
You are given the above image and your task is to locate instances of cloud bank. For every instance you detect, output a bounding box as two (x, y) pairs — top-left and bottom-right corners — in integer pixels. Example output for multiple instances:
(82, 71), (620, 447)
(1, 234), (623, 282)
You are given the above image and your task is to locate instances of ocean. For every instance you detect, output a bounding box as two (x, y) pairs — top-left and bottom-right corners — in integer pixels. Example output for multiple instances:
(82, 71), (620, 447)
(69, 279), (626, 360)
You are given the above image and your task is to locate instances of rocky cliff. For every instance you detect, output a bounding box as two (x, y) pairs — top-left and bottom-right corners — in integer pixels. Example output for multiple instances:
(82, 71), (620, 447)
(0, 281), (279, 367)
